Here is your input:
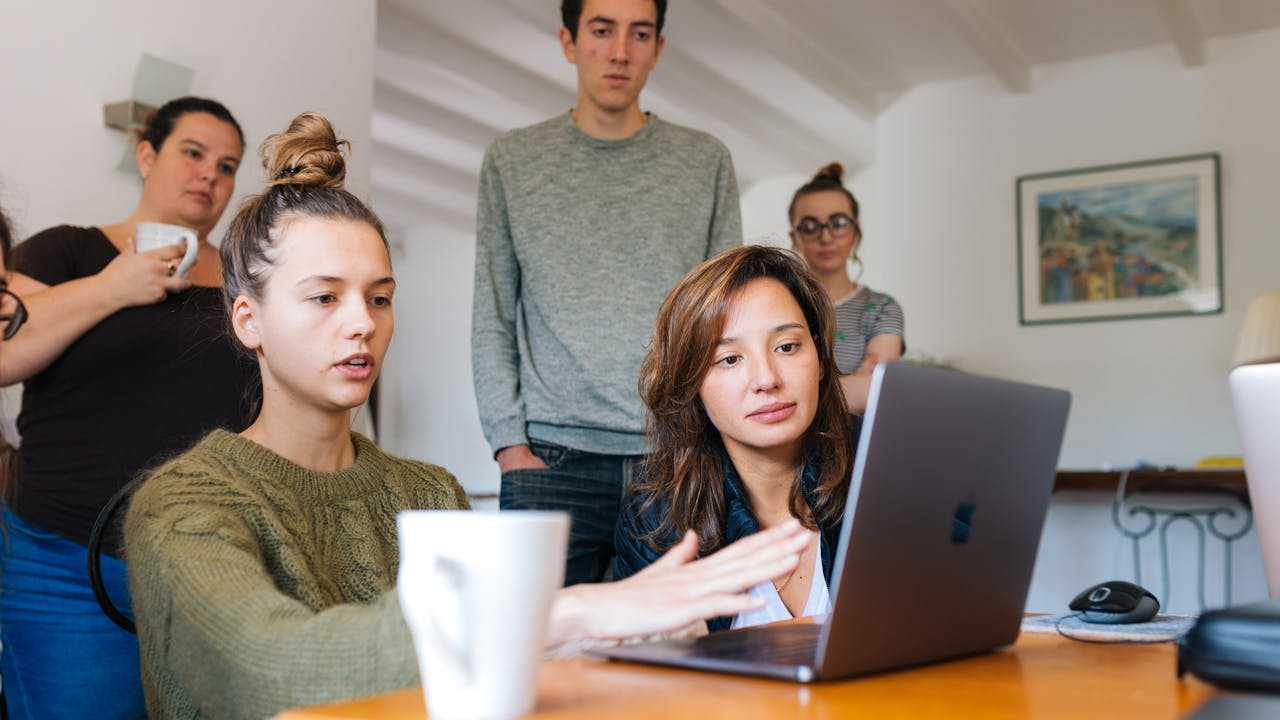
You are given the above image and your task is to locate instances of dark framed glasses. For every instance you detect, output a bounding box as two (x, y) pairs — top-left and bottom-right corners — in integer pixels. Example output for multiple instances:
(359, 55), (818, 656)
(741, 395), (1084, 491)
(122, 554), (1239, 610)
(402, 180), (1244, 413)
(793, 213), (856, 242)
(1, 277), (28, 340)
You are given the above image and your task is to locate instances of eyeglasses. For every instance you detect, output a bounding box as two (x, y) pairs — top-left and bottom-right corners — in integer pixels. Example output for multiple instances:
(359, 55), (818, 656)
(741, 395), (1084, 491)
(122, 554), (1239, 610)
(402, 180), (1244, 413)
(0, 277), (28, 340)
(793, 213), (856, 243)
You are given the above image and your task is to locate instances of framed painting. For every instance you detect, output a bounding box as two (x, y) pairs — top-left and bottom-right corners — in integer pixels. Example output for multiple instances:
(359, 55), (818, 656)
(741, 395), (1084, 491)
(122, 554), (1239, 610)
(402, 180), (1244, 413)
(1016, 153), (1222, 325)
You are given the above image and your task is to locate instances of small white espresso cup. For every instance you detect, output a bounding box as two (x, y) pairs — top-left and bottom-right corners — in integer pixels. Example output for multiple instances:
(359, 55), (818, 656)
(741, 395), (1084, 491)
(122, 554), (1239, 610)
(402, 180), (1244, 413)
(396, 510), (568, 720)
(135, 222), (199, 279)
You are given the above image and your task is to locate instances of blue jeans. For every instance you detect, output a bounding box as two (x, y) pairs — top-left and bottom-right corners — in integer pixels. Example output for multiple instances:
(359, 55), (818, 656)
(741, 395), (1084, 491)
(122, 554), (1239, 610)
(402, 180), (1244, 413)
(0, 507), (145, 720)
(499, 441), (642, 586)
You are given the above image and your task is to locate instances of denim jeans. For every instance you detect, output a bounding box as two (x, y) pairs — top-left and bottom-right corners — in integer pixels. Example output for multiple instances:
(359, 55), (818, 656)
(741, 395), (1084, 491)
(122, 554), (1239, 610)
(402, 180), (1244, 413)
(499, 441), (642, 586)
(0, 507), (145, 720)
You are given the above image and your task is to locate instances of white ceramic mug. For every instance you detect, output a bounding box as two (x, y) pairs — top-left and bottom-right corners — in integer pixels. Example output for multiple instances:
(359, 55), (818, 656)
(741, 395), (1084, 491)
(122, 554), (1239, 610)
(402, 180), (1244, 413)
(135, 222), (199, 279)
(396, 510), (568, 720)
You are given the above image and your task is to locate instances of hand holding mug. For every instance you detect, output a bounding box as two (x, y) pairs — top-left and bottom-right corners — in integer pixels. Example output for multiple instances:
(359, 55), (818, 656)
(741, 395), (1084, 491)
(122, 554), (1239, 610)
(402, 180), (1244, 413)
(99, 240), (191, 308)
(135, 222), (199, 278)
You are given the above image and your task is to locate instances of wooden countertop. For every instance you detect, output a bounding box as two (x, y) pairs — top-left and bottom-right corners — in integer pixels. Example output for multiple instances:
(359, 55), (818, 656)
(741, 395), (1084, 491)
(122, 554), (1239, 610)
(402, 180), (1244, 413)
(276, 631), (1217, 719)
(1055, 469), (1248, 504)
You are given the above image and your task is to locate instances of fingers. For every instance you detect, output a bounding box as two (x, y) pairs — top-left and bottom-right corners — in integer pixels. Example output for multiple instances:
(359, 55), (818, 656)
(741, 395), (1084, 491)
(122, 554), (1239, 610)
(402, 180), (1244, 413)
(645, 530), (698, 573)
(684, 593), (767, 623)
(141, 244), (187, 260)
(694, 518), (804, 566)
(687, 543), (805, 597)
(680, 528), (811, 592)
(164, 275), (192, 292)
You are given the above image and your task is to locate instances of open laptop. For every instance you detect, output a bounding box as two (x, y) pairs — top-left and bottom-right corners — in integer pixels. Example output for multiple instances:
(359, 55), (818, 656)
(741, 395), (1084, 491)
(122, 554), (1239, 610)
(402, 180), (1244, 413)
(594, 363), (1071, 682)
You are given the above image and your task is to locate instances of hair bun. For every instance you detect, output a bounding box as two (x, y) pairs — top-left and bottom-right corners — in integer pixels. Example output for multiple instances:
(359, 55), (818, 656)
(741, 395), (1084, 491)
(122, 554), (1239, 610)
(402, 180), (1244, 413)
(262, 112), (348, 189)
(814, 162), (844, 184)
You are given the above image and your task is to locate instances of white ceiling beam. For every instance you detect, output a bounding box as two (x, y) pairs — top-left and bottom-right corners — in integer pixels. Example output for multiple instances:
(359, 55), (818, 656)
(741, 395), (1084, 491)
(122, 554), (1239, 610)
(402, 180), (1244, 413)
(647, 45), (838, 174)
(372, 111), (485, 179)
(374, 81), (504, 152)
(375, 47), (549, 132)
(372, 182), (475, 238)
(372, 141), (479, 214)
(1150, 0), (1205, 67)
(940, 0), (1031, 94)
(703, 0), (884, 119)
(373, 141), (478, 191)
(377, 4), (573, 121)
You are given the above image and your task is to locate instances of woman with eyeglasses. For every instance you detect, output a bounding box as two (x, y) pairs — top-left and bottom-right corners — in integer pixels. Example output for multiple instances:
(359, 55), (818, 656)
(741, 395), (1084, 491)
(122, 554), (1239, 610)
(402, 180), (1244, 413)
(0, 206), (27, 341)
(789, 163), (904, 414)
(1, 205), (27, 514)
(1, 203), (22, 514)
(0, 97), (258, 720)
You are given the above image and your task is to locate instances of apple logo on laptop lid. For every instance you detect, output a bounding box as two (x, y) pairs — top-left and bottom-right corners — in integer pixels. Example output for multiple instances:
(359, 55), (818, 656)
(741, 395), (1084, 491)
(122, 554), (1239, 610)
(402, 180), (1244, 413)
(951, 494), (977, 545)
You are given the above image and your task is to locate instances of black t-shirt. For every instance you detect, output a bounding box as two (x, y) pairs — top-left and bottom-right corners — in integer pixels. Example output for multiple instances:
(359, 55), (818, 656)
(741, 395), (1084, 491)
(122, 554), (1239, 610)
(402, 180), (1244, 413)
(12, 225), (259, 551)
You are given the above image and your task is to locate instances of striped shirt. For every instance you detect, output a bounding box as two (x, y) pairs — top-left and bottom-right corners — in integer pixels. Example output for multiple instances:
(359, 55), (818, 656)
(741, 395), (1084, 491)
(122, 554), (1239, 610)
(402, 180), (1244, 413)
(832, 286), (905, 374)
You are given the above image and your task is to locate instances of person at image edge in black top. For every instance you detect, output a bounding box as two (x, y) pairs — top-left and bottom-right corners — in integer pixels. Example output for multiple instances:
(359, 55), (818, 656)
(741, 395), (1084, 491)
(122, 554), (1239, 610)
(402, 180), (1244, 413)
(0, 97), (258, 720)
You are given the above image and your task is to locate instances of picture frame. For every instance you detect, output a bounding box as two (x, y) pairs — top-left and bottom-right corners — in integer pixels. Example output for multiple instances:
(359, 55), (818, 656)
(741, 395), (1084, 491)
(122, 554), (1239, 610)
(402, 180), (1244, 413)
(1016, 153), (1222, 326)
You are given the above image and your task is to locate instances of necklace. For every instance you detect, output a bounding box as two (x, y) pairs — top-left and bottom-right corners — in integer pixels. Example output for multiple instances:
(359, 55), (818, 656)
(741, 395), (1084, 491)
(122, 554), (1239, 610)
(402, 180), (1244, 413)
(773, 546), (808, 594)
(769, 513), (814, 595)
(773, 567), (800, 594)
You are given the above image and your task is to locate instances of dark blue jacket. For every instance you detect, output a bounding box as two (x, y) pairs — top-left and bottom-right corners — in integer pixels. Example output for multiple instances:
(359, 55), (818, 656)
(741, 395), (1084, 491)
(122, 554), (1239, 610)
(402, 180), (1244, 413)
(611, 462), (843, 632)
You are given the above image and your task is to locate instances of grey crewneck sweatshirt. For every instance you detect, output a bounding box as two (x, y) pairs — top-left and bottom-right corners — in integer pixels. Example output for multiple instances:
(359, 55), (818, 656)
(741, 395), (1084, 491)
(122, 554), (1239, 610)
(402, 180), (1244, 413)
(471, 112), (742, 456)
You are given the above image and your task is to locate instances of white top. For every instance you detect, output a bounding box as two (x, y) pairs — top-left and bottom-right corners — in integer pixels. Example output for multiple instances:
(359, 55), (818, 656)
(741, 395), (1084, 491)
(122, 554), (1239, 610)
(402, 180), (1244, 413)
(731, 538), (831, 629)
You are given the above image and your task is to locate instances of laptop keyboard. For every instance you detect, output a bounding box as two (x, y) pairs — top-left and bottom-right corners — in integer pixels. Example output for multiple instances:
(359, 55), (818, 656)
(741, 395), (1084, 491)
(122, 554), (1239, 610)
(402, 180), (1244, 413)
(686, 622), (822, 665)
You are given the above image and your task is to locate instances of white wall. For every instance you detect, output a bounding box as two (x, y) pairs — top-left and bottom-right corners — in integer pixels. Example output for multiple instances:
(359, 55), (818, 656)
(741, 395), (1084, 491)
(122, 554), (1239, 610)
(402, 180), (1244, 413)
(873, 30), (1280, 470)
(0, 0), (374, 242)
(377, 223), (501, 494)
(0, 0), (376, 438)
(870, 30), (1280, 612)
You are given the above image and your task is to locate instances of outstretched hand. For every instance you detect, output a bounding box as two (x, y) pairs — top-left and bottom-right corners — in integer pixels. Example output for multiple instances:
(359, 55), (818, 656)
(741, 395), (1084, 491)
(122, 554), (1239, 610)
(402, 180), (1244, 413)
(548, 519), (814, 645)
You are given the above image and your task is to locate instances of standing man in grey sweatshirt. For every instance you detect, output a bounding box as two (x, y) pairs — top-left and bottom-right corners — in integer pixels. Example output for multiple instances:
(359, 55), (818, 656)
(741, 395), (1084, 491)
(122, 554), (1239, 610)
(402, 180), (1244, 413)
(471, 0), (742, 585)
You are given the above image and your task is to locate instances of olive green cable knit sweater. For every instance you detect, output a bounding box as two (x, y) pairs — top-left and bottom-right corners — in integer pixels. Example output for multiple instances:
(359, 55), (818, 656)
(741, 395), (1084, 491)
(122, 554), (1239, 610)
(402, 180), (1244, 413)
(123, 429), (470, 720)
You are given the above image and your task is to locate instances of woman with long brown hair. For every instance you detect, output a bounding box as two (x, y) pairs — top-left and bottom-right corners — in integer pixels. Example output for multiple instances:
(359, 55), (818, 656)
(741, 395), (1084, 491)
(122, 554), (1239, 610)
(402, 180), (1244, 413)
(612, 245), (853, 631)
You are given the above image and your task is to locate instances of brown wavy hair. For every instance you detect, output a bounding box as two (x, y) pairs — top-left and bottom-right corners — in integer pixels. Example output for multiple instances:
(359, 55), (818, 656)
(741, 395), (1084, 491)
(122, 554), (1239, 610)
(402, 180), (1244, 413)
(632, 245), (853, 555)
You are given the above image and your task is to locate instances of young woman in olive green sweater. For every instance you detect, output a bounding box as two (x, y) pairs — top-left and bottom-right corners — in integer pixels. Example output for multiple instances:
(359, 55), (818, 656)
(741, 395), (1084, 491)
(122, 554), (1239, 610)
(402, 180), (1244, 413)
(123, 112), (810, 720)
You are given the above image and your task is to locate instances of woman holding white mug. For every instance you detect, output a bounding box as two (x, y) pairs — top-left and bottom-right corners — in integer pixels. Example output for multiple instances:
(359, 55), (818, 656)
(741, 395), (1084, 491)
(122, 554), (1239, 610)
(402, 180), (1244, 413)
(0, 97), (258, 720)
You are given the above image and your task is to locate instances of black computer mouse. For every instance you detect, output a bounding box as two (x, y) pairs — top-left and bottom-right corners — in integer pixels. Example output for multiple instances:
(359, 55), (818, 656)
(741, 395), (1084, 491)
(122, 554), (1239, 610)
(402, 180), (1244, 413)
(1069, 580), (1160, 624)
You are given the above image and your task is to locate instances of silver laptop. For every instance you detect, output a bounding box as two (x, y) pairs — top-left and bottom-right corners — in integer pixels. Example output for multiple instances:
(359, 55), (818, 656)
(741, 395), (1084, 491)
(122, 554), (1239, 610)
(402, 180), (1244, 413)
(595, 363), (1071, 682)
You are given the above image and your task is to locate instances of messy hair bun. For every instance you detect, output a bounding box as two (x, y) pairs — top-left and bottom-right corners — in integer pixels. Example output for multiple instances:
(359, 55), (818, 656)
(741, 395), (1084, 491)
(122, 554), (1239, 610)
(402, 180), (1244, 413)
(220, 111), (388, 418)
(788, 160), (860, 226)
(222, 110), (384, 310)
(812, 162), (845, 184)
(262, 112), (349, 190)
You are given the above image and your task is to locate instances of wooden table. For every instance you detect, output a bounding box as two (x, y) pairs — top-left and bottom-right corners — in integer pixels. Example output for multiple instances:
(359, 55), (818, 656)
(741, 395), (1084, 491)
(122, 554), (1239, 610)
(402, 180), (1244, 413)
(277, 631), (1218, 719)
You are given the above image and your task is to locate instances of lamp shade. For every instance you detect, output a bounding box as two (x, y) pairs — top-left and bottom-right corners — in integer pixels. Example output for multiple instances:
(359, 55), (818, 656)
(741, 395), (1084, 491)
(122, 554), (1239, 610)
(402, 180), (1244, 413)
(1231, 290), (1280, 597)
(1234, 291), (1280, 367)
